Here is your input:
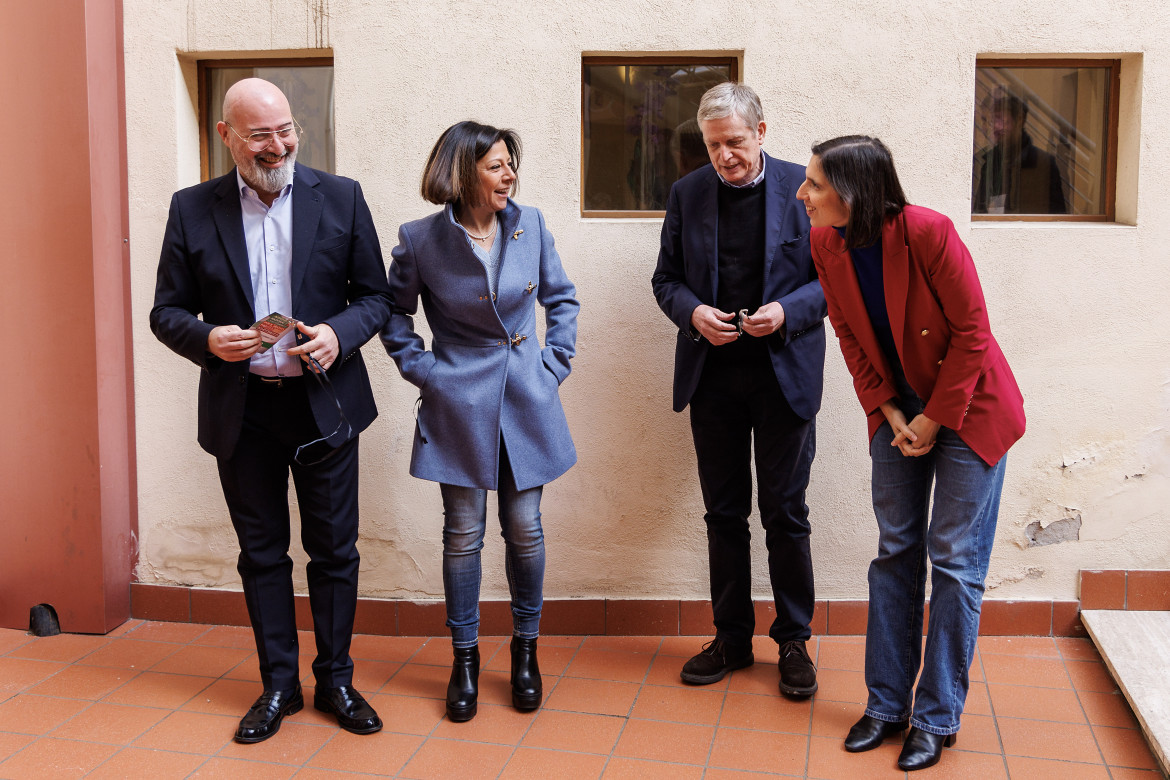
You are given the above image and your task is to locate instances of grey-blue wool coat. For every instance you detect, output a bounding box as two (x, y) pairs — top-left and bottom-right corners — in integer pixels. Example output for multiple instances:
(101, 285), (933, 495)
(381, 200), (579, 491)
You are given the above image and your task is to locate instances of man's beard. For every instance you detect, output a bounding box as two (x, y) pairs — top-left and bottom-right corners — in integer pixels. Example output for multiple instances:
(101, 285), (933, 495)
(238, 146), (297, 194)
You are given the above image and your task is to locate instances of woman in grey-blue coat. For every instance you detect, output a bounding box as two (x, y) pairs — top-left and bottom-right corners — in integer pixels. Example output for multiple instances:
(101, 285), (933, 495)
(381, 121), (578, 723)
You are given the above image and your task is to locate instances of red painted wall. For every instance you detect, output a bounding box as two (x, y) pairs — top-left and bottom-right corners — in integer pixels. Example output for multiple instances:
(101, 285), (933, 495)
(0, 0), (136, 633)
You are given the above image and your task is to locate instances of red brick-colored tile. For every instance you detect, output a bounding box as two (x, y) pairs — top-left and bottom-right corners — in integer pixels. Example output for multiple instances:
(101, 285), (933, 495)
(0, 737), (118, 779)
(956, 712), (1003, 754)
(482, 641), (574, 677)
(1066, 659), (1120, 693)
(27, 664), (136, 700)
(988, 683), (1085, 723)
(805, 667), (866, 705)
(581, 635), (661, 653)
(1080, 570), (1127, 610)
(409, 636), (462, 667)
(104, 619), (144, 637)
(180, 677), (262, 716)
(150, 644), (253, 678)
(1126, 570), (1170, 610)
(751, 600), (777, 637)
(997, 716), (1100, 762)
(709, 726), (808, 775)
(102, 670), (213, 709)
(131, 584), (191, 623)
(679, 600), (713, 636)
(308, 729), (422, 775)
(381, 661), (449, 699)
(544, 676), (639, 717)
(1004, 756), (1111, 779)
(816, 636), (866, 671)
(218, 719), (335, 764)
(541, 599), (606, 635)
(0, 657), (66, 697)
(1055, 636), (1102, 662)
(521, 709), (624, 754)
(502, 746), (607, 779)
(189, 624), (255, 649)
(564, 648), (652, 683)
(981, 653), (1070, 688)
(807, 733), (904, 780)
(396, 601), (447, 636)
(605, 600), (678, 635)
(474, 667), (551, 709)
(52, 701), (168, 744)
(644, 653), (719, 688)
(0, 732), (34, 762)
(349, 633), (425, 664)
(630, 683), (724, 725)
(133, 710), (236, 754)
(614, 718), (713, 765)
(431, 700), (535, 744)
(1093, 724), (1160, 770)
(720, 690), (812, 734)
(352, 597), (397, 636)
(0, 694), (89, 735)
(477, 600), (514, 635)
(401, 736), (513, 779)
(978, 635), (1060, 657)
(293, 595), (313, 631)
(602, 756), (704, 779)
(126, 621), (210, 644)
(723, 658), (782, 697)
(809, 698), (866, 739)
(810, 600), (828, 636)
(1109, 769), (1167, 779)
(1053, 600), (1086, 636)
(8, 633), (110, 664)
(78, 638), (182, 670)
(189, 756), (297, 779)
(826, 600), (867, 635)
(979, 600), (1052, 635)
(965, 680), (993, 716)
(189, 588), (250, 626)
(367, 691), (444, 735)
(0, 628), (34, 655)
(1078, 690), (1140, 729)
(86, 747), (206, 780)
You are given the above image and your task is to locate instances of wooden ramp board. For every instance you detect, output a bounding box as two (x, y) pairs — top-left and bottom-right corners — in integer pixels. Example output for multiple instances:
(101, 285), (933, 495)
(1081, 609), (1170, 776)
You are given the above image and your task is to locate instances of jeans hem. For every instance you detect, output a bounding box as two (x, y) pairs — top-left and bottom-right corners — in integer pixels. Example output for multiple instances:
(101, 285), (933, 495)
(909, 718), (959, 736)
(864, 707), (910, 723)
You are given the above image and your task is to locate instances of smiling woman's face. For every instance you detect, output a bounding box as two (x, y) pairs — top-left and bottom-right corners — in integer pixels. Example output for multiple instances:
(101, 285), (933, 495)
(472, 139), (517, 211)
(796, 155), (851, 229)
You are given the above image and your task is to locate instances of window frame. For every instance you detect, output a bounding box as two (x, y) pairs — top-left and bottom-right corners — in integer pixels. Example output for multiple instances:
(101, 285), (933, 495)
(197, 56), (334, 182)
(580, 54), (740, 219)
(972, 57), (1121, 223)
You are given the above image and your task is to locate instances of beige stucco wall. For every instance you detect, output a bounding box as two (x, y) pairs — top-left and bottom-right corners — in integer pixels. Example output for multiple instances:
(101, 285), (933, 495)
(126, 0), (1170, 607)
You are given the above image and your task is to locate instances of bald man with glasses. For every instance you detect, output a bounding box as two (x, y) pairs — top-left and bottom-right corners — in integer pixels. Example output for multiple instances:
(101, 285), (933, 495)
(150, 78), (392, 743)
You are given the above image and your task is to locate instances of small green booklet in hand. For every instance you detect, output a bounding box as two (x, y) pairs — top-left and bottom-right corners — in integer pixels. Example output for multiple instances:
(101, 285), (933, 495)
(251, 313), (296, 352)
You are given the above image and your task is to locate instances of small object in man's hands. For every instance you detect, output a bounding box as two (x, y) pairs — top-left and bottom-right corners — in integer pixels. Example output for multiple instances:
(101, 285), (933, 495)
(736, 309), (750, 335)
(251, 313), (295, 352)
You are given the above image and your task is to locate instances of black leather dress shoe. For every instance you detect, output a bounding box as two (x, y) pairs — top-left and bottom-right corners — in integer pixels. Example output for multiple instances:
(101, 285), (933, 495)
(235, 686), (303, 743)
(897, 726), (956, 771)
(844, 714), (909, 752)
(510, 636), (542, 711)
(314, 685), (383, 734)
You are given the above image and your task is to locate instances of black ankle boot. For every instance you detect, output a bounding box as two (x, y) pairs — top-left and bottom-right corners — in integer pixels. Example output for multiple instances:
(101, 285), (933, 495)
(510, 636), (542, 711)
(446, 645), (479, 722)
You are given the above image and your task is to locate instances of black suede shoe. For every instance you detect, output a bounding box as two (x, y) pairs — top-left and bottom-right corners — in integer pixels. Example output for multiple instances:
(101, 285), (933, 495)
(313, 685), (382, 734)
(446, 645), (480, 722)
(510, 636), (542, 711)
(844, 714), (909, 752)
(234, 686), (303, 743)
(680, 638), (754, 685)
(897, 726), (956, 771)
(778, 639), (818, 697)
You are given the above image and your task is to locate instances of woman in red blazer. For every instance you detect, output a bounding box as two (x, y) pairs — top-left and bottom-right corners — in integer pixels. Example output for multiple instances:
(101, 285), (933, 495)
(797, 136), (1024, 771)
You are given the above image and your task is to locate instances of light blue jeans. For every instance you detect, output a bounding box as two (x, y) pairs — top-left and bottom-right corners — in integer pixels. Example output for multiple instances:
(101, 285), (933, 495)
(439, 455), (545, 649)
(864, 422), (1007, 735)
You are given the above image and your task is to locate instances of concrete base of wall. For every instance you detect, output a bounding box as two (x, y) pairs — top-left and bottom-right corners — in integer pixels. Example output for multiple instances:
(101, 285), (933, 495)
(128, 582), (1085, 637)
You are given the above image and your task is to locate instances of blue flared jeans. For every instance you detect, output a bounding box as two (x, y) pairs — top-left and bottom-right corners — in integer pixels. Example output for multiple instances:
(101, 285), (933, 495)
(864, 422), (1007, 736)
(439, 456), (545, 649)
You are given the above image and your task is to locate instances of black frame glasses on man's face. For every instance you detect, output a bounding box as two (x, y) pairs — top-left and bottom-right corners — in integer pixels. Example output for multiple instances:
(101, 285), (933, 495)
(294, 356), (352, 466)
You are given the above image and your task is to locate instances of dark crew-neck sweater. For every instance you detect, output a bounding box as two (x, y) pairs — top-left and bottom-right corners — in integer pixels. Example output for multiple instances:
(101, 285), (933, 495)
(710, 181), (767, 364)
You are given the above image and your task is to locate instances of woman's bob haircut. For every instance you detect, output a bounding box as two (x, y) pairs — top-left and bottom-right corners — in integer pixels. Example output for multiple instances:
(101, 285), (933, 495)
(421, 121), (522, 207)
(810, 135), (907, 250)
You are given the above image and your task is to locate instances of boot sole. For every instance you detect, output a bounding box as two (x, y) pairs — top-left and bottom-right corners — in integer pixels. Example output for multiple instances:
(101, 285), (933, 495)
(680, 657), (754, 685)
(779, 679), (818, 698)
(512, 692), (542, 711)
(446, 702), (477, 722)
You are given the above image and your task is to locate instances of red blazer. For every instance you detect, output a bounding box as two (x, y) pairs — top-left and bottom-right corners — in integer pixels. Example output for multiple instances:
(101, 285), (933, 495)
(810, 205), (1024, 466)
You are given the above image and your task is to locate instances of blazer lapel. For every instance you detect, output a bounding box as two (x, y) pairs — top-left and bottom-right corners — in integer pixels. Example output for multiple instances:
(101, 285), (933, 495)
(822, 228), (894, 381)
(697, 169), (719, 300)
(882, 212), (910, 362)
(762, 152), (785, 274)
(212, 171), (254, 311)
(290, 165), (323, 304)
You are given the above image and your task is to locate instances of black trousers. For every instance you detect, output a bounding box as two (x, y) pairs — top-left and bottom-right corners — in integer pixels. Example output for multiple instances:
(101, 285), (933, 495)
(217, 375), (361, 691)
(688, 355), (816, 646)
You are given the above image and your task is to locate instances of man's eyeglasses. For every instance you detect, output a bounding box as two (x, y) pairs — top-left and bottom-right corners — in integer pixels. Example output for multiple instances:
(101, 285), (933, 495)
(226, 119), (303, 152)
(294, 356), (352, 466)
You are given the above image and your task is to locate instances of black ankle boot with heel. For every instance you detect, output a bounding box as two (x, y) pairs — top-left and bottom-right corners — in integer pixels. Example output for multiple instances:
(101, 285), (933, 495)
(510, 636), (542, 711)
(446, 645), (479, 722)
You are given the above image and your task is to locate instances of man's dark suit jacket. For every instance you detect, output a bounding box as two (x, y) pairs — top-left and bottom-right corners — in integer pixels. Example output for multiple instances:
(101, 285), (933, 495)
(652, 153), (827, 417)
(150, 165), (392, 459)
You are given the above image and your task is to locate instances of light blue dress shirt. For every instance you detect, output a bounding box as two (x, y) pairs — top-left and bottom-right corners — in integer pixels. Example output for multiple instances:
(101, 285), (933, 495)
(237, 171), (300, 377)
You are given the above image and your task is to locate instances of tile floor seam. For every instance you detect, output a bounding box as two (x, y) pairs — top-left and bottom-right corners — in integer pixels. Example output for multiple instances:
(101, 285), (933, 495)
(1059, 640), (1117, 772)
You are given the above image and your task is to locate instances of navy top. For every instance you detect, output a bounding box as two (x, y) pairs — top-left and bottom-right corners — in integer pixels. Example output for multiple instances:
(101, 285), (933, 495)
(839, 229), (922, 415)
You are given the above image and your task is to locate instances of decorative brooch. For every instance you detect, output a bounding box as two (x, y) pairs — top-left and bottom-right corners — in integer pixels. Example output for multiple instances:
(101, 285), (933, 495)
(512, 229), (524, 240)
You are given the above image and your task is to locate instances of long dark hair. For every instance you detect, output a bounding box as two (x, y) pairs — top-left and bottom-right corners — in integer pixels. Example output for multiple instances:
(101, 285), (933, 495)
(420, 121), (522, 207)
(811, 135), (907, 249)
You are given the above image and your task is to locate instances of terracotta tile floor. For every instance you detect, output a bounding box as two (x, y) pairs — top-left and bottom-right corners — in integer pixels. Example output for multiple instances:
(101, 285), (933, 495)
(0, 622), (1163, 778)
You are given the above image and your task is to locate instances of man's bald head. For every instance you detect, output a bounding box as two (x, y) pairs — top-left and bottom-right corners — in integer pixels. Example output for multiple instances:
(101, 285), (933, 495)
(216, 78), (299, 201)
(222, 78), (291, 127)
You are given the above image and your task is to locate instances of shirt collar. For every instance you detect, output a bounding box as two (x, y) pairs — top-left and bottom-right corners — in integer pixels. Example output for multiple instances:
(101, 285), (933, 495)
(716, 153), (767, 189)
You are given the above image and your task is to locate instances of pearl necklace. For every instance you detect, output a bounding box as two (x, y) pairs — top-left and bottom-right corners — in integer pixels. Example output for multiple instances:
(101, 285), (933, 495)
(455, 213), (498, 242)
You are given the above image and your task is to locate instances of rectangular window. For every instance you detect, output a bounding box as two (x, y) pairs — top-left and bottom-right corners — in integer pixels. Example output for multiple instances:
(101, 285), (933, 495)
(198, 58), (335, 181)
(582, 56), (738, 217)
(973, 59), (1119, 221)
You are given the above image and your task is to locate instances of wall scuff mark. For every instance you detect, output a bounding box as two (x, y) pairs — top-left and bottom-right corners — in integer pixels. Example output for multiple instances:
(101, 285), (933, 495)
(1025, 513), (1082, 547)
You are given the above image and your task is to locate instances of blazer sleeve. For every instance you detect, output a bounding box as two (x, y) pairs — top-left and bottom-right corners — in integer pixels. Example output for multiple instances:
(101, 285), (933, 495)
(149, 193), (216, 368)
(319, 181), (392, 360)
(380, 222), (436, 388)
(811, 238), (897, 416)
(651, 183), (704, 338)
(535, 209), (579, 384)
(915, 216), (993, 430)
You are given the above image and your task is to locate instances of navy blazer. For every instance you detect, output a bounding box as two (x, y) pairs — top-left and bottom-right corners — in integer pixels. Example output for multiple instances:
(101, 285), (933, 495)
(381, 201), (578, 491)
(150, 165), (392, 459)
(651, 153), (827, 417)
